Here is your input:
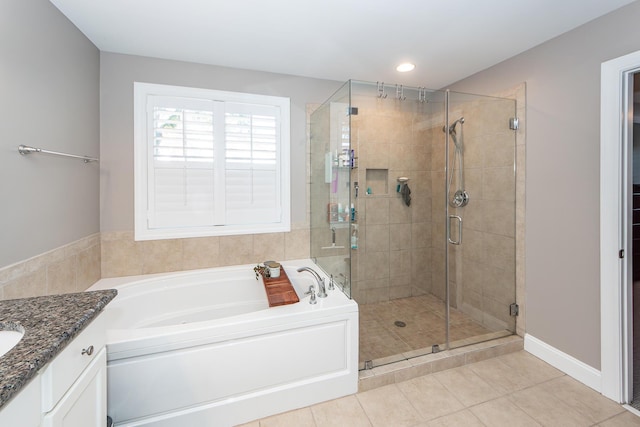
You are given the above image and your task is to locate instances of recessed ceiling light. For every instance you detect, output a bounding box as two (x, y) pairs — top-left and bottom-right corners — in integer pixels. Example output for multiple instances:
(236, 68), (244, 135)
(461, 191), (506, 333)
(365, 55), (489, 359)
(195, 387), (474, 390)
(396, 63), (416, 72)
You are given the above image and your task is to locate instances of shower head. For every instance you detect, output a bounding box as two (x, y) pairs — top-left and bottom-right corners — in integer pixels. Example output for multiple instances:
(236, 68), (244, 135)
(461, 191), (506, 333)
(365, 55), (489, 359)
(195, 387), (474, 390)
(448, 117), (465, 134)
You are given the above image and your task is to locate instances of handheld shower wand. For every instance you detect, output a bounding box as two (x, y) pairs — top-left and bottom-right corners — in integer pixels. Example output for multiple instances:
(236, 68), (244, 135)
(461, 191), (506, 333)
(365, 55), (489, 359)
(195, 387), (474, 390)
(444, 117), (469, 208)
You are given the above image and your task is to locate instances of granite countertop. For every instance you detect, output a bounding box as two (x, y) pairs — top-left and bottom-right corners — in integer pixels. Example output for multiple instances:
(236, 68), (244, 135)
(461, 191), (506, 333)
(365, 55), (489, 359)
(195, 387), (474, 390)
(0, 290), (117, 410)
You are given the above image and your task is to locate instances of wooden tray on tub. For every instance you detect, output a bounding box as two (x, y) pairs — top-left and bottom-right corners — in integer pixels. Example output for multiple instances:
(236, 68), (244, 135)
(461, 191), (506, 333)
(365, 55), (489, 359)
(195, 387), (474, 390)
(258, 268), (300, 307)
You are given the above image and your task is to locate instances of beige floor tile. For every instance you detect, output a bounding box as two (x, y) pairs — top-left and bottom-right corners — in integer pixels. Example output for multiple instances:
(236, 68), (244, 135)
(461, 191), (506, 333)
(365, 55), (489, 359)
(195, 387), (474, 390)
(234, 422), (259, 427)
(468, 355), (534, 393)
(470, 397), (541, 427)
(539, 376), (625, 424)
(433, 365), (502, 406)
(258, 407), (317, 427)
(597, 411), (640, 426)
(356, 384), (423, 427)
(310, 395), (372, 427)
(424, 409), (486, 427)
(498, 351), (563, 385)
(397, 375), (465, 421)
(509, 383), (593, 426)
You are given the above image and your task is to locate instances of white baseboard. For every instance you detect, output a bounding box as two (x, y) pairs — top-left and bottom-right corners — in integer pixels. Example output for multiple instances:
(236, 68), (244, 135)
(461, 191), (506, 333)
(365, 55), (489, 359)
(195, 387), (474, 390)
(524, 334), (602, 392)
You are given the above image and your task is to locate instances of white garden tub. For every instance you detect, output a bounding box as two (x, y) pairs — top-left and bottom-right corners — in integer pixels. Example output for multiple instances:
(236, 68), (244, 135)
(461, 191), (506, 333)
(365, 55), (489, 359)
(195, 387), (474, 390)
(89, 259), (358, 427)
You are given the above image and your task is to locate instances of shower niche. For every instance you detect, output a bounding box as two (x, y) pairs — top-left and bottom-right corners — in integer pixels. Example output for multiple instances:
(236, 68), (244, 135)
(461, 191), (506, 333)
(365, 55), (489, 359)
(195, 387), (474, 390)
(364, 169), (388, 195)
(310, 81), (517, 370)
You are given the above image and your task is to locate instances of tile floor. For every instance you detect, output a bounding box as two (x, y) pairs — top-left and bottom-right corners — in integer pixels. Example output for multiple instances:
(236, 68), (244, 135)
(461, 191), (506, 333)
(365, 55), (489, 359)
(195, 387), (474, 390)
(238, 350), (640, 427)
(359, 294), (504, 365)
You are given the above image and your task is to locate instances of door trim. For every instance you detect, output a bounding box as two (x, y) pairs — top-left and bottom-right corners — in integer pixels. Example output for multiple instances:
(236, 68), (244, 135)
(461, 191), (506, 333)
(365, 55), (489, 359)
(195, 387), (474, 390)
(600, 49), (640, 403)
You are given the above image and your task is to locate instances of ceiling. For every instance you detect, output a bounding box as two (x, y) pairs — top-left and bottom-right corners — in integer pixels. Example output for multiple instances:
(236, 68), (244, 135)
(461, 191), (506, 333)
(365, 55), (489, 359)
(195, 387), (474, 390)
(50, 0), (636, 89)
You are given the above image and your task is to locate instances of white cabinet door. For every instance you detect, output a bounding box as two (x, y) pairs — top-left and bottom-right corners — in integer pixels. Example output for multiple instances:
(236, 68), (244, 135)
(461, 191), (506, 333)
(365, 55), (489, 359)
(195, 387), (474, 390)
(0, 373), (42, 427)
(42, 348), (106, 427)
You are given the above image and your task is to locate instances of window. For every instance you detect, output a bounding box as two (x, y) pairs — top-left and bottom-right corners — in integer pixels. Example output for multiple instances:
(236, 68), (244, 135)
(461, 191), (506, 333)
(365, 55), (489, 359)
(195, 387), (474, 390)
(134, 83), (290, 240)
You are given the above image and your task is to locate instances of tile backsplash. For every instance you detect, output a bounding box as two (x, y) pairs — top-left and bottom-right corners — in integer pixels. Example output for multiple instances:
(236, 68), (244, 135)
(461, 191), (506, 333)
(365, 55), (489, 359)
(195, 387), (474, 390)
(0, 234), (101, 300)
(0, 225), (310, 300)
(101, 225), (310, 278)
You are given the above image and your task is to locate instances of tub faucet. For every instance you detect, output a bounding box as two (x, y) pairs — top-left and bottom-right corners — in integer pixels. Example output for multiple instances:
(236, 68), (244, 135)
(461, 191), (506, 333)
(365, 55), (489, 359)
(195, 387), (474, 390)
(296, 267), (328, 298)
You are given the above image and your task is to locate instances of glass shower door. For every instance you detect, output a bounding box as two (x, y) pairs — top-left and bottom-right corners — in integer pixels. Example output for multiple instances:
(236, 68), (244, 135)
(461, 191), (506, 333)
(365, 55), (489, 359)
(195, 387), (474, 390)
(443, 91), (517, 349)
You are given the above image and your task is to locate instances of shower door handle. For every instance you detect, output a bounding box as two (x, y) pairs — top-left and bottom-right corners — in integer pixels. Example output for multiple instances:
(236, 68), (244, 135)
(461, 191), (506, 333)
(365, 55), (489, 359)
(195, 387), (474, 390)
(448, 215), (462, 245)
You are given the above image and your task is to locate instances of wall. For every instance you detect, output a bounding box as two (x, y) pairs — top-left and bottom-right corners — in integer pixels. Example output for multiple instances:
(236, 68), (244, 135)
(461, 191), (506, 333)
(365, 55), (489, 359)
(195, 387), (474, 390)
(348, 92), (435, 304)
(100, 53), (342, 276)
(0, 0), (100, 298)
(449, 0), (640, 370)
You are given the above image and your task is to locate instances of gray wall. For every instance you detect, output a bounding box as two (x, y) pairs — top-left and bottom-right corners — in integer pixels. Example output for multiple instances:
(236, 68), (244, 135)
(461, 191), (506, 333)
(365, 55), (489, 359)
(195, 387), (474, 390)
(100, 53), (342, 232)
(0, 1), (100, 268)
(450, 1), (640, 370)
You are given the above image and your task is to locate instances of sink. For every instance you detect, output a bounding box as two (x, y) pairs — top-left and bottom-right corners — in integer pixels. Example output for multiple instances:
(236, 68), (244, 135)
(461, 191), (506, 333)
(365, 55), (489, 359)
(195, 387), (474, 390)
(0, 324), (25, 358)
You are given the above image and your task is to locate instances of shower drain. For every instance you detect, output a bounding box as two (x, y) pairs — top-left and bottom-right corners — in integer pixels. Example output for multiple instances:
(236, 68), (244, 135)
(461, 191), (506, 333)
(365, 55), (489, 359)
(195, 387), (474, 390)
(394, 320), (406, 327)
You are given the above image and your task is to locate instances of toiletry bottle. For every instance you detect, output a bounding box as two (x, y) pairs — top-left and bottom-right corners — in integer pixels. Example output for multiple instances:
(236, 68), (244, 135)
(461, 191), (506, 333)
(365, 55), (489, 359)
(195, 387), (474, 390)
(351, 224), (358, 249)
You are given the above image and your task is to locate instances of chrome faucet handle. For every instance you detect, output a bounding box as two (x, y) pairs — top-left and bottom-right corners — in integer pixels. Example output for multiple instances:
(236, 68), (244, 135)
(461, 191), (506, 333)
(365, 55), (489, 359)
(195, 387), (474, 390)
(329, 274), (335, 290)
(305, 285), (317, 305)
(317, 278), (327, 298)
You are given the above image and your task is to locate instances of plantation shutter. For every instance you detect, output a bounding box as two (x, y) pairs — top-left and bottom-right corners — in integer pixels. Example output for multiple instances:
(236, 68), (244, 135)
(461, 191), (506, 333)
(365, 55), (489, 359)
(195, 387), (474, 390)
(145, 96), (282, 230)
(224, 102), (281, 225)
(147, 96), (221, 229)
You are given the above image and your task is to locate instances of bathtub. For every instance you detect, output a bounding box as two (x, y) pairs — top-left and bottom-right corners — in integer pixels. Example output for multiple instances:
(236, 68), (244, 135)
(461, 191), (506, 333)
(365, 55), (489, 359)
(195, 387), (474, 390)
(89, 259), (358, 427)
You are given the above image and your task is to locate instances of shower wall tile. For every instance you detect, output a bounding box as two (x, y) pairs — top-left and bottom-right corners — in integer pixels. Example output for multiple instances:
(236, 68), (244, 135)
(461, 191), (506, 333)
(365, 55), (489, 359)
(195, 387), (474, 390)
(0, 233), (102, 300)
(461, 260), (484, 296)
(483, 167), (516, 202)
(464, 168), (484, 202)
(366, 225), (390, 251)
(431, 146), (445, 173)
(389, 197), (412, 224)
(484, 135), (516, 169)
(411, 170), (431, 197)
(483, 200), (516, 238)
(389, 144), (413, 170)
(365, 287), (390, 304)
(462, 200), (484, 232)
(484, 266), (516, 305)
(363, 143), (390, 169)
(462, 136), (483, 169)
(411, 194), (431, 225)
(389, 282), (412, 300)
(390, 250), (412, 278)
(461, 229), (484, 264)
(365, 198), (390, 225)
(411, 222), (432, 249)
(390, 224), (412, 251)
(362, 251), (390, 280)
(484, 234), (515, 270)
(412, 142), (431, 174)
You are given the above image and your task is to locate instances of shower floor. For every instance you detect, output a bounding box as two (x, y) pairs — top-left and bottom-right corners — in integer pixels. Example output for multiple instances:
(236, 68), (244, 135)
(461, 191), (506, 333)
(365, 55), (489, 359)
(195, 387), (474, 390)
(359, 293), (508, 368)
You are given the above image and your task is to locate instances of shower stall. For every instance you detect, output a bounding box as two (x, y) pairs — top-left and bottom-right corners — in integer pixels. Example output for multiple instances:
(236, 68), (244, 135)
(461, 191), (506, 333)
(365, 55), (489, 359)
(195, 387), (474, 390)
(310, 80), (517, 369)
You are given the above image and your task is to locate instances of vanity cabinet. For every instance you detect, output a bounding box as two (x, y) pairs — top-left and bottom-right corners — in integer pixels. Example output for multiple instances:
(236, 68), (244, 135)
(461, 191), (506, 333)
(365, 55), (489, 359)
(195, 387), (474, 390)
(42, 348), (106, 427)
(0, 314), (107, 427)
(0, 373), (42, 427)
(42, 314), (107, 427)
